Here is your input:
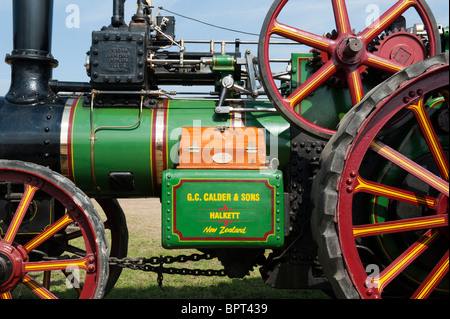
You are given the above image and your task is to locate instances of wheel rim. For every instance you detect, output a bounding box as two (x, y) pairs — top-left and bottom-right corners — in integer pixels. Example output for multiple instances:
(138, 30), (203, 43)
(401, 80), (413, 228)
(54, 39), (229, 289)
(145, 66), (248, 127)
(0, 161), (107, 299)
(258, 0), (440, 138)
(96, 198), (128, 296)
(337, 63), (448, 298)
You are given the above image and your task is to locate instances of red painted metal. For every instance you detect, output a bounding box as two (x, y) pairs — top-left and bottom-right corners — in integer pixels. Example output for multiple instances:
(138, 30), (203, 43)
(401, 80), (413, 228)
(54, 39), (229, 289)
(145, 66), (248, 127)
(374, 29), (426, 67)
(336, 62), (448, 298)
(260, 0), (439, 136)
(0, 166), (102, 299)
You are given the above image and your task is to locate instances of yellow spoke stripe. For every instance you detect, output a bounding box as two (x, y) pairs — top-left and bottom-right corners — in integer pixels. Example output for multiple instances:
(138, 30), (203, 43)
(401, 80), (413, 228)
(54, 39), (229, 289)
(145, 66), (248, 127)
(370, 140), (449, 196)
(408, 100), (449, 181)
(367, 56), (403, 73)
(412, 252), (449, 299)
(22, 274), (57, 299)
(364, 0), (414, 40)
(349, 71), (363, 104)
(271, 21), (330, 51)
(0, 292), (12, 299)
(24, 256), (88, 272)
(333, 0), (349, 34)
(3, 185), (38, 243)
(286, 62), (336, 108)
(353, 214), (447, 238)
(23, 214), (74, 253)
(354, 176), (436, 208)
(371, 229), (439, 292)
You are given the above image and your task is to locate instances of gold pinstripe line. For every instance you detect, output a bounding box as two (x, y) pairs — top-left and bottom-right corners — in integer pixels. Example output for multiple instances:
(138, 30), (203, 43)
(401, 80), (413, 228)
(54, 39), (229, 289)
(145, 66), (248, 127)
(413, 254), (448, 299)
(0, 292), (12, 299)
(22, 275), (57, 299)
(287, 63), (336, 107)
(353, 216), (446, 237)
(23, 214), (74, 253)
(372, 230), (439, 291)
(271, 21), (330, 49)
(351, 71), (363, 103)
(70, 98), (81, 183)
(4, 185), (38, 243)
(408, 100), (449, 181)
(370, 140), (449, 196)
(354, 176), (436, 207)
(335, 0), (348, 34)
(364, 0), (414, 40)
(367, 57), (403, 73)
(24, 258), (88, 272)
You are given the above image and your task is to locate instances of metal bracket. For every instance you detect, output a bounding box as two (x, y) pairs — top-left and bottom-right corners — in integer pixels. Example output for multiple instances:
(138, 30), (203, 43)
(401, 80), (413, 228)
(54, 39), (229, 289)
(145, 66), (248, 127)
(215, 104), (277, 114)
(245, 50), (259, 98)
(215, 75), (276, 114)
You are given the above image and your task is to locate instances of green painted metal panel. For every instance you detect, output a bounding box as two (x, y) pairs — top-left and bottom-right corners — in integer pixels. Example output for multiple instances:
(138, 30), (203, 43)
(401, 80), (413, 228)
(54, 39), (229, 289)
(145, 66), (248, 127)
(161, 169), (285, 248)
(69, 98), (290, 198)
(212, 55), (235, 71)
(290, 53), (379, 130)
(70, 98), (153, 197)
(444, 26), (449, 52)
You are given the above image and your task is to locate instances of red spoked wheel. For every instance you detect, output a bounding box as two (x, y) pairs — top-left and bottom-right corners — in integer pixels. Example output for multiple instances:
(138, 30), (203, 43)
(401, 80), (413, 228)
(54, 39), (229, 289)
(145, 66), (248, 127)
(312, 53), (448, 298)
(258, 0), (441, 139)
(0, 161), (108, 299)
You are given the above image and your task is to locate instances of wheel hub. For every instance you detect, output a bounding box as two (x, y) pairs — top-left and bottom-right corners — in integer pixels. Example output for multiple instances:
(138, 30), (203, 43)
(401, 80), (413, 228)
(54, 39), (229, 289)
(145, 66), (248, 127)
(336, 37), (364, 65)
(0, 243), (27, 293)
(0, 253), (11, 283)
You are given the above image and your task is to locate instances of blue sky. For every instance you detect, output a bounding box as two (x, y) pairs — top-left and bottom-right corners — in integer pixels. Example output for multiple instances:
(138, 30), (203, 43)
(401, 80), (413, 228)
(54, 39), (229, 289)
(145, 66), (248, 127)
(0, 0), (448, 94)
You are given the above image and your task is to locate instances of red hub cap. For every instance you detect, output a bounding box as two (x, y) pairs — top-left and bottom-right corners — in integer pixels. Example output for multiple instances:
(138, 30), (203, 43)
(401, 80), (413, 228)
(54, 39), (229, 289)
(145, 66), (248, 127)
(0, 244), (27, 293)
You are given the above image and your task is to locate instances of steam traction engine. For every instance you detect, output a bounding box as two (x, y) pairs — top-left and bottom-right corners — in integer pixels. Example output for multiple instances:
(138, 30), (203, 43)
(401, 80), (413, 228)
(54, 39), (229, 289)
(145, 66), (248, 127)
(0, 0), (448, 299)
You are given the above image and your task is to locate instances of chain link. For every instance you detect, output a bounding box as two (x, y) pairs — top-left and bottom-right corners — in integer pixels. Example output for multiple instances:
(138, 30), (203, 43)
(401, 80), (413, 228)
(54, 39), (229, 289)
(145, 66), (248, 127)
(109, 253), (226, 286)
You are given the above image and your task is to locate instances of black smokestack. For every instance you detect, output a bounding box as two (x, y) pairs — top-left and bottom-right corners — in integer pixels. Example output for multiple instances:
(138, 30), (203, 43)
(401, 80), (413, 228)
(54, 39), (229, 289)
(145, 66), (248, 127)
(5, 0), (58, 104)
(111, 0), (126, 27)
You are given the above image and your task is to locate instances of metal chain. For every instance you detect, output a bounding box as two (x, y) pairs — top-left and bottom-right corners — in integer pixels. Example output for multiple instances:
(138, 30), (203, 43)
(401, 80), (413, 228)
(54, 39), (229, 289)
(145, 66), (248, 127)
(109, 253), (226, 286)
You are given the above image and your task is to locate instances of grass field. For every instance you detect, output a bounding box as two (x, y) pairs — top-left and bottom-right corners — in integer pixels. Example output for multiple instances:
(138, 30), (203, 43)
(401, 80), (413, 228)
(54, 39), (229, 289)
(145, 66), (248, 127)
(103, 199), (329, 299)
(10, 198), (329, 299)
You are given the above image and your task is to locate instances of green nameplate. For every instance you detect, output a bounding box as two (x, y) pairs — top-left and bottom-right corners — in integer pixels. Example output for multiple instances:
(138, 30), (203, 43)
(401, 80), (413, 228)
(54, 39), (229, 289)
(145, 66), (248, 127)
(161, 169), (284, 248)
